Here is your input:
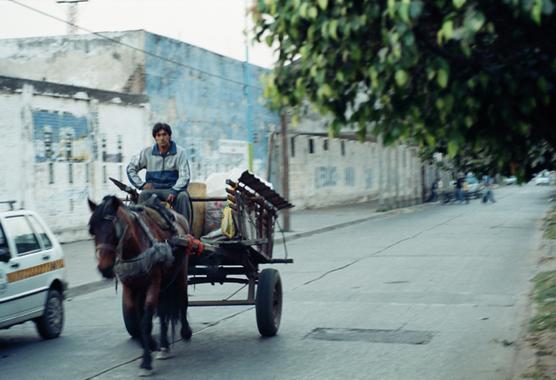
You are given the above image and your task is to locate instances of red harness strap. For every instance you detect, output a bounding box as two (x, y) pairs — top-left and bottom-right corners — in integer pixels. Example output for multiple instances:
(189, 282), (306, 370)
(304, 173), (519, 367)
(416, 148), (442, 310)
(184, 235), (204, 256)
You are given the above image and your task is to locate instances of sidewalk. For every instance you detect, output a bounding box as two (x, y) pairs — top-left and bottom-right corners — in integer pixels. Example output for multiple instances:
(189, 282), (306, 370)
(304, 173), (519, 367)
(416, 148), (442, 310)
(63, 201), (426, 297)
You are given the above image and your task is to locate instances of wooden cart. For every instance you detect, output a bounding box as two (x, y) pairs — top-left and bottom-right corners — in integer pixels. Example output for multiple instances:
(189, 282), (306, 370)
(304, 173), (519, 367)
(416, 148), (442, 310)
(188, 171), (293, 337)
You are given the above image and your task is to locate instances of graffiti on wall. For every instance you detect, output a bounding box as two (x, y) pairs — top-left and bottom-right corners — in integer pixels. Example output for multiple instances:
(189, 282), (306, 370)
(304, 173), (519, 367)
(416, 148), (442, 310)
(345, 167), (355, 186)
(315, 166), (337, 188)
(32, 110), (90, 162)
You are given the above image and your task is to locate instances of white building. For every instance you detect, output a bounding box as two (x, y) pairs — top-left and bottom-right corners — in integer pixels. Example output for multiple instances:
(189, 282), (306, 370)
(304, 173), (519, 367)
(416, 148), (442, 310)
(0, 75), (149, 242)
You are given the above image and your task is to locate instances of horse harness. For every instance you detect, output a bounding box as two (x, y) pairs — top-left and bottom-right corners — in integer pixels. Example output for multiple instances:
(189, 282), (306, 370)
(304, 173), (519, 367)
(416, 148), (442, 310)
(95, 208), (203, 282)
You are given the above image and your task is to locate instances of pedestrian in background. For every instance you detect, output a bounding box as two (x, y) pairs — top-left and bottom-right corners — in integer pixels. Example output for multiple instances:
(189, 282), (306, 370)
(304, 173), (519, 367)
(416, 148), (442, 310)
(455, 173), (467, 204)
(427, 178), (440, 202)
(482, 175), (496, 203)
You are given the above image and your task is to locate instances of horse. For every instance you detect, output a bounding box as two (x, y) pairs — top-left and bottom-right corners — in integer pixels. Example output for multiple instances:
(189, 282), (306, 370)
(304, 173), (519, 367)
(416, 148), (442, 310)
(88, 195), (200, 376)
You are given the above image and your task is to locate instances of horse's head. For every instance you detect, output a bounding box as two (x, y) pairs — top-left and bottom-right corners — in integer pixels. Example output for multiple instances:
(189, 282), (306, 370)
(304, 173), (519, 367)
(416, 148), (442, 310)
(88, 196), (124, 279)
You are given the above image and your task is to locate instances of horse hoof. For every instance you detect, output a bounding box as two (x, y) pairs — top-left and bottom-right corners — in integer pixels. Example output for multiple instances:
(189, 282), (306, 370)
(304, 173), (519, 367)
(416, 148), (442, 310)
(138, 368), (154, 377)
(156, 348), (174, 360)
(181, 325), (192, 340)
(148, 337), (159, 352)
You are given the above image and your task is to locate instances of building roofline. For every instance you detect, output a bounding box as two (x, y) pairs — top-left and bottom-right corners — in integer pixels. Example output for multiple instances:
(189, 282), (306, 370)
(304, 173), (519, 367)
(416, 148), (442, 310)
(0, 29), (271, 71)
(0, 75), (148, 104)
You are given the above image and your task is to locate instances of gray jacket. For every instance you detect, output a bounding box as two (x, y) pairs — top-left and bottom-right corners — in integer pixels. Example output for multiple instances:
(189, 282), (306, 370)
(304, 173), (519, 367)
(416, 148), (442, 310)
(127, 141), (190, 195)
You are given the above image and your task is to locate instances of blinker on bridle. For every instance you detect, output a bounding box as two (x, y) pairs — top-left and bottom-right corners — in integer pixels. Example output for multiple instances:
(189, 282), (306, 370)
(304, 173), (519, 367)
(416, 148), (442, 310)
(95, 214), (127, 259)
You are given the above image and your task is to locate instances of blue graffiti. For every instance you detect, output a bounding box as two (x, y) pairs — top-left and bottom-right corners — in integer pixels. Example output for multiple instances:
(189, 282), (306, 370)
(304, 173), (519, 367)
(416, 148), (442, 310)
(315, 166), (337, 188)
(345, 167), (355, 186)
(32, 110), (90, 162)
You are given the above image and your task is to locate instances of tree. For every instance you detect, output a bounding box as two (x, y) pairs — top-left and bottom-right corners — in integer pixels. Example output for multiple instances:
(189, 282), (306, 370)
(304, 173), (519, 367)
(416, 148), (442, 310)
(253, 0), (556, 177)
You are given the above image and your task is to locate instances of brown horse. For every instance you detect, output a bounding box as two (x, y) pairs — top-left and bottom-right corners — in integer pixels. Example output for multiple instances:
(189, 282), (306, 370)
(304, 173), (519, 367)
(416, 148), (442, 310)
(88, 195), (197, 376)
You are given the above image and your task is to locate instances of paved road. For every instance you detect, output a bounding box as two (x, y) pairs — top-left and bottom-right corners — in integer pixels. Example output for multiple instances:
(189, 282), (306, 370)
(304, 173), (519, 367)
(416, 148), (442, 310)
(0, 185), (552, 380)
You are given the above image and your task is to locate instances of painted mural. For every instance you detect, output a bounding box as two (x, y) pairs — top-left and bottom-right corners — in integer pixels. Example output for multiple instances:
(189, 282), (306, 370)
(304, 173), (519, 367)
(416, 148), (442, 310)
(32, 110), (90, 162)
(144, 32), (279, 181)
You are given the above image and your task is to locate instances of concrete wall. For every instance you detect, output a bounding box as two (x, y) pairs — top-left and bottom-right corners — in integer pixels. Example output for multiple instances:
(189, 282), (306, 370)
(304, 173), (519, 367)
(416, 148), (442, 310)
(0, 31), (145, 92)
(0, 77), (148, 242)
(270, 134), (425, 209)
(0, 31), (279, 180)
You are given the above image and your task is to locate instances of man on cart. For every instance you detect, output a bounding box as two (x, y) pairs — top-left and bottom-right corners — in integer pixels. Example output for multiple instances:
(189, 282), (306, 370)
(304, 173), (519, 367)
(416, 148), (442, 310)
(127, 122), (192, 222)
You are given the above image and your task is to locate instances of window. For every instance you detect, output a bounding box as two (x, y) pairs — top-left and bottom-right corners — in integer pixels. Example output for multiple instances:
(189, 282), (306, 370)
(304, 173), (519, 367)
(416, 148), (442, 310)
(3, 216), (41, 254)
(27, 215), (53, 250)
(308, 138), (314, 154)
(290, 137), (295, 157)
(341, 141), (346, 156)
(323, 139), (329, 151)
(0, 224), (7, 249)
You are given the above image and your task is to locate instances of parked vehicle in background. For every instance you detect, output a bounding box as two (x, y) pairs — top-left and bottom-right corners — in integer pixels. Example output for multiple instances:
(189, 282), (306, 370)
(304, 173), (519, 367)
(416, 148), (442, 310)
(0, 201), (67, 339)
(532, 171), (551, 186)
(503, 176), (517, 185)
(465, 174), (483, 199)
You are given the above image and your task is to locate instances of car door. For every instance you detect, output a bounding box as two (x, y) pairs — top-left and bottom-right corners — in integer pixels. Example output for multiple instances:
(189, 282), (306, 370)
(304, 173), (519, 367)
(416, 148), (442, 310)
(26, 213), (64, 289)
(0, 214), (46, 323)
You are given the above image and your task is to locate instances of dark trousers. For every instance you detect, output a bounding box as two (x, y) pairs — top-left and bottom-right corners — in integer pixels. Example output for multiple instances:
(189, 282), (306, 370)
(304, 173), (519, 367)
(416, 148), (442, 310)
(139, 189), (191, 223)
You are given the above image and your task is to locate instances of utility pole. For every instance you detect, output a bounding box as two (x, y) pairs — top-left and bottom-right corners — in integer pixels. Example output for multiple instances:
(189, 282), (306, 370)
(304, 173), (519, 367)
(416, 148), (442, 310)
(280, 111), (290, 231)
(57, 0), (88, 35)
(243, 0), (254, 172)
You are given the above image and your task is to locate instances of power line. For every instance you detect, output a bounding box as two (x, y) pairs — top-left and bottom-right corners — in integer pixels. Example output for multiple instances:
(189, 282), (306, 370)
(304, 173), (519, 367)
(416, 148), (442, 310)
(7, 0), (263, 90)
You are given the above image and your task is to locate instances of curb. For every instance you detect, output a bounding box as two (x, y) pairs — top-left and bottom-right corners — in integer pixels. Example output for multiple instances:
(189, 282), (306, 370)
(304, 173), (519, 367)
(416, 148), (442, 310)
(274, 204), (427, 245)
(66, 202), (428, 298)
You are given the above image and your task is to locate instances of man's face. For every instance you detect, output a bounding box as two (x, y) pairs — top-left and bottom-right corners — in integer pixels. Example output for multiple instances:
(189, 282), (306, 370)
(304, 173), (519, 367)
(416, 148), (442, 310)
(154, 130), (171, 150)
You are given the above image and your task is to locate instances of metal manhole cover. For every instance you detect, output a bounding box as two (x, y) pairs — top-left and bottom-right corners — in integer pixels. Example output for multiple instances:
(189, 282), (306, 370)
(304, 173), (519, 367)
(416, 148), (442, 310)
(306, 328), (434, 345)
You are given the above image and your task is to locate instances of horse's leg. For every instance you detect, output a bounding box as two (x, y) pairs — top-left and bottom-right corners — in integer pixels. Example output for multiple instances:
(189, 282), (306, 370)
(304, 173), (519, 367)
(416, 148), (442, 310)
(139, 274), (161, 375)
(122, 285), (135, 334)
(139, 306), (155, 374)
(131, 289), (157, 351)
(180, 256), (192, 340)
(156, 315), (173, 360)
(157, 283), (173, 360)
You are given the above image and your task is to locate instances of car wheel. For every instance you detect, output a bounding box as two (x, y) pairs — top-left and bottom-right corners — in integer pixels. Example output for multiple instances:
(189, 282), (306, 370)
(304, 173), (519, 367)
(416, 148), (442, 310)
(35, 289), (64, 339)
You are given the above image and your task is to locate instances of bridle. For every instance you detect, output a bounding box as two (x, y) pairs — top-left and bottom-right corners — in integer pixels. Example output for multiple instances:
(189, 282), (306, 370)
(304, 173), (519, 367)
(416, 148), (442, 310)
(95, 208), (159, 263)
(95, 214), (128, 261)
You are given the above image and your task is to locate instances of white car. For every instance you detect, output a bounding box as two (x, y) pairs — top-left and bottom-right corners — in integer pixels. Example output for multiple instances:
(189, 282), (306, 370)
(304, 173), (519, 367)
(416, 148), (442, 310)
(533, 172), (551, 186)
(503, 176), (517, 185)
(464, 175), (483, 198)
(0, 203), (67, 339)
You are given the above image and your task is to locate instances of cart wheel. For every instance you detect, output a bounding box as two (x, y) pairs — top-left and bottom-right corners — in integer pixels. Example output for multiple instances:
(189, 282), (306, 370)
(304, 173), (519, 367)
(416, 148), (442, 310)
(256, 268), (283, 337)
(122, 297), (140, 338)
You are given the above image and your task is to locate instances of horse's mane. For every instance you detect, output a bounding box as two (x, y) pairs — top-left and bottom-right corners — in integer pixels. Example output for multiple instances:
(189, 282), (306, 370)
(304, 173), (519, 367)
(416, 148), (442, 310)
(88, 195), (120, 235)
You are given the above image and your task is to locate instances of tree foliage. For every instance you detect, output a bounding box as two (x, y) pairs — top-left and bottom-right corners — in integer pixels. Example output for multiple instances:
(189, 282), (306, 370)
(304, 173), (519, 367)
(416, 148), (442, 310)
(253, 0), (556, 176)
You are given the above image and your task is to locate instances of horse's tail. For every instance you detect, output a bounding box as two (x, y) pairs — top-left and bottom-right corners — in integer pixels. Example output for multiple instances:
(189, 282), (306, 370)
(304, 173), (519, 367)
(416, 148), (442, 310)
(157, 255), (187, 337)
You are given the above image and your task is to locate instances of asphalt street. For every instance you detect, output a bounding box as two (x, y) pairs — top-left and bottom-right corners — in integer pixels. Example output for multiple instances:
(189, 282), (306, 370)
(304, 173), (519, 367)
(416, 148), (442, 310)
(0, 184), (552, 380)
